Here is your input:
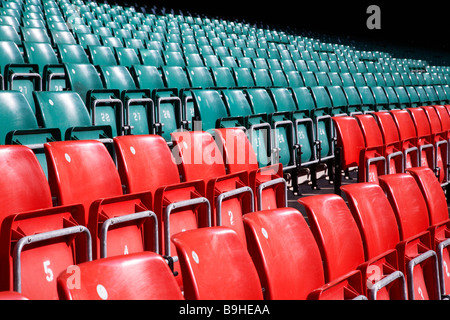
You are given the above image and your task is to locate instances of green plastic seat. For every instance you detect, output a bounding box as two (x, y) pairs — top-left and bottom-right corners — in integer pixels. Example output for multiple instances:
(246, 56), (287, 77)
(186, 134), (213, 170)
(88, 45), (118, 66)
(57, 43), (90, 64)
(326, 86), (349, 116)
(0, 91), (61, 176)
(64, 63), (123, 136)
(23, 41), (67, 91)
(0, 41), (42, 113)
(100, 65), (153, 136)
(210, 66), (237, 88)
(33, 91), (112, 142)
(139, 49), (164, 67)
(21, 26), (51, 43)
(186, 66), (215, 88)
(114, 47), (140, 67)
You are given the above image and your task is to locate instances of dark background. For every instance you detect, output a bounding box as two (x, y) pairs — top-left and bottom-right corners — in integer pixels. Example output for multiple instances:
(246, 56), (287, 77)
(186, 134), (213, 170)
(114, 0), (450, 65)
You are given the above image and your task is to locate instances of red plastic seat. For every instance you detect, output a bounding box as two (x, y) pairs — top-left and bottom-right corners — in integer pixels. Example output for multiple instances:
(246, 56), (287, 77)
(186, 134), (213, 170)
(372, 112), (405, 174)
(171, 131), (254, 246)
(299, 194), (405, 299)
(342, 181), (441, 300)
(332, 116), (385, 183)
(243, 207), (366, 300)
(0, 145), (88, 300)
(113, 134), (209, 288)
(45, 140), (155, 260)
(356, 113), (404, 176)
(405, 167), (450, 297)
(211, 128), (287, 211)
(421, 106), (449, 184)
(171, 227), (263, 300)
(390, 109), (430, 170)
(57, 252), (184, 300)
(408, 107), (446, 183)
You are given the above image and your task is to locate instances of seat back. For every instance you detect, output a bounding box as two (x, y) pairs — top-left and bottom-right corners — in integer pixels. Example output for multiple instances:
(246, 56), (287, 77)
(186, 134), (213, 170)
(243, 208), (325, 299)
(378, 174), (430, 240)
(45, 140), (123, 225)
(100, 65), (137, 90)
(64, 63), (104, 104)
(171, 131), (226, 182)
(298, 194), (365, 282)
(354, 114), (384, 149)
(390, 109), (418, 143)
(0, 145), (52, 222)
(57, 252), (184, 300)
(114, 135), (180, 194)
(407, 167), (449, 226)
(172, 227), (263, 300)
(33, 91), (92, 137)
(191, 89), (230, 131)
(332, 116), (366, 169)
(340, 183), (401, 259)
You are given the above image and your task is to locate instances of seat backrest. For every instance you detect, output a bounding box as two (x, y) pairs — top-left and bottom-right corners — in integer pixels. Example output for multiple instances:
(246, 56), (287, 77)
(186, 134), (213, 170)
(58, 43), (90, 64)
(172, 227), (263, 300)
(373, 112), (400, 146)
(100, 65), (137, 90)
(162, 65), (191, 90)
(243, 208), (325, 299)
(378, 174), (430, 240)
(88, 45), (118, 66)
(33, 91), (92, 136)
(435, 105), (450, 132)
(114, 135), (180, 194)
(45, 140), (123, 225)
(171, 131), (226, 182)
(131, 65), (166, 91)
(298, 194), (365, 282)
(0, 41), (24, 72)
(354, 114), (384, 148)
(270, 87), (297, 113)
(191, 89), (229, 130)
(221, 89), (253, 118)
(0, 91), (40, 144)
(23, 41), (59, 73)
(421, 106), (443, 135)
(186, 66), (215, 88)
(0, 145), (52, 223)
(340, 183), (401, 259)
(332, 116), (366, 169)
(245, 88), (277, 115)
(407, 167), (449, 226)
(212, 128), (259, 173)
(57, 252), (184, 300)
(407, 107), (432, 138)
(64, 63), (105, 104)
(390, 109), (417, 142)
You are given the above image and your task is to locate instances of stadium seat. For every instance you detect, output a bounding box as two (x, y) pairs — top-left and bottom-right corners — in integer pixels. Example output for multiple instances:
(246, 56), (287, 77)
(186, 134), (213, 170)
(33, 91), (113, 144)
(332, 116), (385, 186)
(377, 174), (442, 299)
(243, 208), (367, 300)
(0, 41), (41, 111)
(299, 194), (405, 299)
(88, 45), (118, 66)
(171, 130), (255, 243)
(99, 65), (154, 136)
(212, 128), (287, 211)
(0, 145), (89, 299)
(390, 109), (424, 169)
(57, 252), (184, 300)
(172, 227), (263, 300)
(23, 41), (66, 91)
(45, 140), (156, 260)
(64, 63), (124, 136)
(342, 182), (440, 300)
(407, 167), (450, 296)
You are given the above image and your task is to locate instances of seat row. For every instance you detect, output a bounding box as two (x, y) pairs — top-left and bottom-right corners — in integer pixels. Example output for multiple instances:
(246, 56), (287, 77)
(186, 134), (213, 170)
(0, 128), (286, 299)
(1, 142), (446, 300)
(333, 105), (450, 189)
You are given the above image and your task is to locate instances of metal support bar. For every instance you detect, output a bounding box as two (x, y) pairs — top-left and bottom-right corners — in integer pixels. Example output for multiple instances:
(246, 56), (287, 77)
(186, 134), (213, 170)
(216, 186), (254, 226)
(100, 210), (158, 258)
(257, 177), (287, 211)
(13, 226), (92, 293)
(368, 270), (407, 300)
(164, 197), (211, 258)
(406, 249), (441, 300)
